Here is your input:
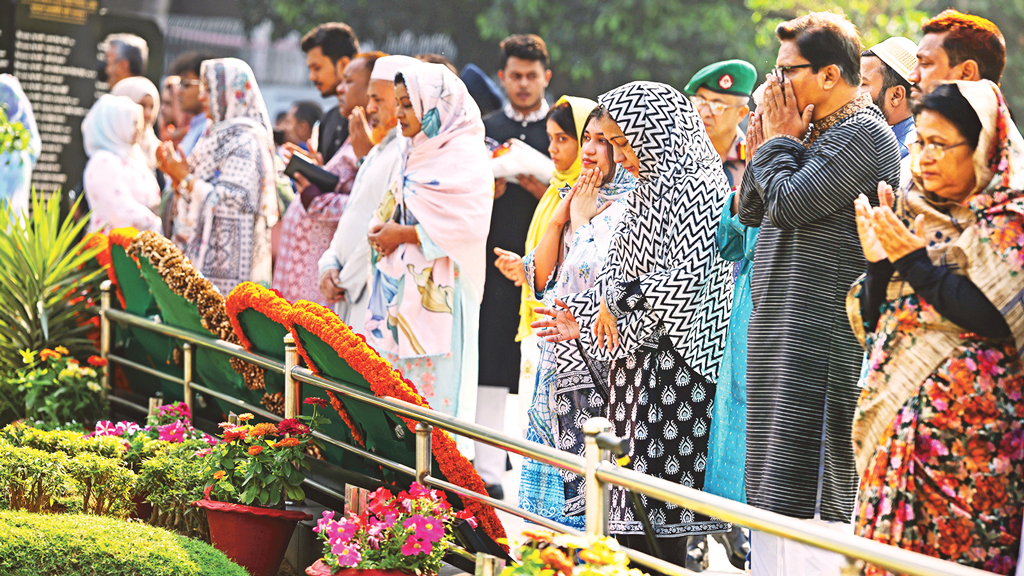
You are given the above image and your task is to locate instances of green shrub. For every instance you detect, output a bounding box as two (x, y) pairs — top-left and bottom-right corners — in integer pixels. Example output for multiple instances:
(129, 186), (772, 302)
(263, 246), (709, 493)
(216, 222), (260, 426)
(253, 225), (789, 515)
(0, 441), (136, 517)
(66, 452), (136, 517)
(0, 509), (248, 576)
(0, 440), (74, 512)
(0, 422), (126, 459)
(137, 441), (210, 540)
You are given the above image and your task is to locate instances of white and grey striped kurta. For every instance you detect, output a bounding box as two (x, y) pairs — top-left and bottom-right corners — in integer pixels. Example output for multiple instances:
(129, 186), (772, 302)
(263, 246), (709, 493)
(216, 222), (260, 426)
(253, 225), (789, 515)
(737, 105), (899, 523)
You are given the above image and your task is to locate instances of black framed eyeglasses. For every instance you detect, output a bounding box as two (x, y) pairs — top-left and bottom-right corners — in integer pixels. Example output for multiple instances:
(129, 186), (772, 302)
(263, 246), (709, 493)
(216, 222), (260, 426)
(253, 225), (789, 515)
(772, 64), (814, 81)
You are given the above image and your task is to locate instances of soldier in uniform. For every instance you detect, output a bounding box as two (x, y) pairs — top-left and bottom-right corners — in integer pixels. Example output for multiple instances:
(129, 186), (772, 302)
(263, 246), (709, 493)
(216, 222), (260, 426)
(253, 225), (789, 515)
(684, 60), (756, 190)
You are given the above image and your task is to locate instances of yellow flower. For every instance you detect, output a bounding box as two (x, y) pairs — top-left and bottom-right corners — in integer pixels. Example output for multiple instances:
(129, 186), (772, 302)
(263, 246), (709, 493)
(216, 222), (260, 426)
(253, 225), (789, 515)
(54, 346), (69, 355)
(87, 382), (102, 392)
(237, 413), (254, 423)
(19, 349), (36, 364)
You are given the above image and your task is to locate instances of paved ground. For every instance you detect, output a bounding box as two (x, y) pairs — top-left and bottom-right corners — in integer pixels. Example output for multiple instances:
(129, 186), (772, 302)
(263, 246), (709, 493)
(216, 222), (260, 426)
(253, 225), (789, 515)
(495, 394), (745, 575)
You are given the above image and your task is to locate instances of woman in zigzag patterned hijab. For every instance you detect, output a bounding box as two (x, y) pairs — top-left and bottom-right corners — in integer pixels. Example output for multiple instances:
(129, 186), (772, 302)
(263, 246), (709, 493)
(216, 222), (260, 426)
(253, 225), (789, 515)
(534, 81), (735, 553)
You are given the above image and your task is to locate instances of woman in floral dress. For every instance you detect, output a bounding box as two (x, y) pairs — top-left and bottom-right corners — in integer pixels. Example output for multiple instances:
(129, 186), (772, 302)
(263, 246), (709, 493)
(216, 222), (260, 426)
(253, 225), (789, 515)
(850, 80), (1024, 574)
(518, 108), (635, 528)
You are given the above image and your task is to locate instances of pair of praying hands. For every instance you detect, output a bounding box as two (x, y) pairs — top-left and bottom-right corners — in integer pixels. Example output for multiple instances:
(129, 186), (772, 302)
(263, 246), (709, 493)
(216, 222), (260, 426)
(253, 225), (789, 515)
(156, 141), (190, 188)
(855, 182), (927, 263)
(747, 76), (815, 159)
(493, 168), (611, 287)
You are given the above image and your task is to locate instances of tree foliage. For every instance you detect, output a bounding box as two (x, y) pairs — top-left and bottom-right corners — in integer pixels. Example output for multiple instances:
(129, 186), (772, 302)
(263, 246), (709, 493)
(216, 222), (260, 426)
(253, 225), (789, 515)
(233, 0), (1024, 116)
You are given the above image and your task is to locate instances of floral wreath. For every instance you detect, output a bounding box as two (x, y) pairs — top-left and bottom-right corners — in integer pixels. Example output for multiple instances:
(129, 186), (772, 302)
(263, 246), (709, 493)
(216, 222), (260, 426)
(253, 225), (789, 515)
(225, 281), (362, 437)
(287, 300), (507, 549)
(84, 232), (120, 307)
(126, 231), (261, 390)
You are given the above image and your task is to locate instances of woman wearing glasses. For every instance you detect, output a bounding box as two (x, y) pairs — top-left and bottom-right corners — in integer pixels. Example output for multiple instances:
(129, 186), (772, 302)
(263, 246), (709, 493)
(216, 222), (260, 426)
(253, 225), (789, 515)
(851, 80), (1024, 573)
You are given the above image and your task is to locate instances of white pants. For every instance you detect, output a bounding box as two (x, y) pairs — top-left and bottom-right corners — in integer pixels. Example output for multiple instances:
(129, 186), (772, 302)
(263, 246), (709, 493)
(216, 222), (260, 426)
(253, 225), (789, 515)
(474, 385), (508, 485)
(750, 520), (850, 576)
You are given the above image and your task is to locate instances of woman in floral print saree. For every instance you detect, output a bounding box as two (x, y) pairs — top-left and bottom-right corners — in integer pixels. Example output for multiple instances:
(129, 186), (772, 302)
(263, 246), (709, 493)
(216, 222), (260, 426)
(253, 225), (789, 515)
(849, 80), (1024, 574)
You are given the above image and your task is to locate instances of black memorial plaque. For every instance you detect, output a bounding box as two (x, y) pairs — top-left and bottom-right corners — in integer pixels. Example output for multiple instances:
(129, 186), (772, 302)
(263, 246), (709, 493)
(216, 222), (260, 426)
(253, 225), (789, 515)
(1, 0), (162, 195)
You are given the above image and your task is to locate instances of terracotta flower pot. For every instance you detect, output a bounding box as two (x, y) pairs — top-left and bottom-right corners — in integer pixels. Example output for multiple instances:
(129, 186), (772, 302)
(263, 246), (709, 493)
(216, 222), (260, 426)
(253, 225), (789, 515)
(305, 562), (414, 576)
(130, 492), (152, 520)
(194, 499), (312, 576)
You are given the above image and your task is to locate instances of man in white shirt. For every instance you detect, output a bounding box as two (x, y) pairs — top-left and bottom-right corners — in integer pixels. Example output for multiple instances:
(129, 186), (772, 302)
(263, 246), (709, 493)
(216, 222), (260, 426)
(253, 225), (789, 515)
(317, 55), (420, 330)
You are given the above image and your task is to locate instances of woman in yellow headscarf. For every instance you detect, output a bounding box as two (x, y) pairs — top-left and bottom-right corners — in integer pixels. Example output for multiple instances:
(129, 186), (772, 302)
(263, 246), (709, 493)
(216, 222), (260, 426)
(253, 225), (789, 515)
(493, 95), (596, 417)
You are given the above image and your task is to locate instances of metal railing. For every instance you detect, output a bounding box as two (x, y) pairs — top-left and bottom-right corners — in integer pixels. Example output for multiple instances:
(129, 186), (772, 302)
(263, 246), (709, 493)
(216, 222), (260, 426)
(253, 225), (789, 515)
(98, 281), (997, 576)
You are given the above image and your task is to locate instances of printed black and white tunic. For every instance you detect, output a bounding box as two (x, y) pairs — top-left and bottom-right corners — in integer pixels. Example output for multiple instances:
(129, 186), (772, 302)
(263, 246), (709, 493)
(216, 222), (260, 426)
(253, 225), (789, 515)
(737, 97), (900, 523)
(564, 82), (734, 536)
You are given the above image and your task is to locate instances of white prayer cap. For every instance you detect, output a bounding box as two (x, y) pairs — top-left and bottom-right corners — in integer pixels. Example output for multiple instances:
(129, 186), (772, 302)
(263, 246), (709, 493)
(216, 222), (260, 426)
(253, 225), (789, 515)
(868, 37), (919, 83)
(369, 55), (422, 82)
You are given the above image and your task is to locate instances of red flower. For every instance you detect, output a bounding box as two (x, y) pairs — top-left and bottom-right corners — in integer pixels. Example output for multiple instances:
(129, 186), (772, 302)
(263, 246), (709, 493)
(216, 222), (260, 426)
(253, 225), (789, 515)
(304, 397), (329, 408)
(278, 418), (310, 436)
(87, 355), (107, 367)
(273, 437), (301, 448)
(222, 427), (248, 442)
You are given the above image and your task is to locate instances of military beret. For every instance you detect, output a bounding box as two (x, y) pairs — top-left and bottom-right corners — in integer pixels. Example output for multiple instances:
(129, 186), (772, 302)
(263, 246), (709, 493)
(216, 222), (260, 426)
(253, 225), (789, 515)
(684, 59), (757, 97)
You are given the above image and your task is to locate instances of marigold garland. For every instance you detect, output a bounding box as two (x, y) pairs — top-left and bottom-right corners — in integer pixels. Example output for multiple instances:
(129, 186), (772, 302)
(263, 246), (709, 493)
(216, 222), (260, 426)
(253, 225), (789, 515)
(84, 232), (125, 309)
(286, 300), (507, 549)
(224, 282), (364, 445)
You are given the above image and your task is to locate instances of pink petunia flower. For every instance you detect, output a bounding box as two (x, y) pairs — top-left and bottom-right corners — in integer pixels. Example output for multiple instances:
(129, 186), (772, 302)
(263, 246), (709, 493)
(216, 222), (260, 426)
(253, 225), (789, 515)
(401, 536), (433, 556)
(403, 514), (445, 542)
(331, 542), (362, 567)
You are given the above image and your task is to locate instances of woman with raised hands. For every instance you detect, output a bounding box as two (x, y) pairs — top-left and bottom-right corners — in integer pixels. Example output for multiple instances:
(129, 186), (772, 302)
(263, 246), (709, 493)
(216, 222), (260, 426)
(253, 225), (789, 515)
(533, 82), (734, 558)
(156, 58), (279, 294)
(851, 80), (1024, 574)
(518, 105), (636, 529)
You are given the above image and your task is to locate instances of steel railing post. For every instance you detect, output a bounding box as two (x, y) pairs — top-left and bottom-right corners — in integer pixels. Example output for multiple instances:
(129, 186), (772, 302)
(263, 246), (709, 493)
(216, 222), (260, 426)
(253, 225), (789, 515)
(283, 333), (299, 418)
(584, 417), (613, 537)
(415, 422), (432, 485)
(182, 343), (194, 419)
(99, 280), (111, 389)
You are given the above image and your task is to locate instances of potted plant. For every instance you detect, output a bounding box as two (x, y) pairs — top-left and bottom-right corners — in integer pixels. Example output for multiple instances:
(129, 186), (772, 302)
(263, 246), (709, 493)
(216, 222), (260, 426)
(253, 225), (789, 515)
(501, 530), (649, 576)
(194, 400), (329, 576)
(306, 482), (477, 576)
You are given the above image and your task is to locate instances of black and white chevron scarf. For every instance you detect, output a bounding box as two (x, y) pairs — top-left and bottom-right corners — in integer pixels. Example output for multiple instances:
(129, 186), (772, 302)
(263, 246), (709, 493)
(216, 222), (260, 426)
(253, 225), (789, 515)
(566, 81), (734, 382)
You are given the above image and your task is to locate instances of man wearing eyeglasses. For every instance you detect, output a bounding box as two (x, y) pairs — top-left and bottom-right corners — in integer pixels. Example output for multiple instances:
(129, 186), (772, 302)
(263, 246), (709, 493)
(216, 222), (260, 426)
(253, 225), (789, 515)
(737, 12), (900, 576)
(169, 52), (215, 157)
(684, 60), (756, 190)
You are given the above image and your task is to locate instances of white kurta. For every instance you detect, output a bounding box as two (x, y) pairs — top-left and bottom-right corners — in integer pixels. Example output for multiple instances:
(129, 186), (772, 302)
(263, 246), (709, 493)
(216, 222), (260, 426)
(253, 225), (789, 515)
(317, 128), (403, 331)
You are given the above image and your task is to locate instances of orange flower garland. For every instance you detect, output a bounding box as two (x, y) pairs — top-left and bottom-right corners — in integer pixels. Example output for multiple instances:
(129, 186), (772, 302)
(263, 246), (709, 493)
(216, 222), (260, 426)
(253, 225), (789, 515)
(104, 227), (141, 309)
(287, 300), (508, 549)
(84, 232), (124, 309)
(224, 282), (364, 445)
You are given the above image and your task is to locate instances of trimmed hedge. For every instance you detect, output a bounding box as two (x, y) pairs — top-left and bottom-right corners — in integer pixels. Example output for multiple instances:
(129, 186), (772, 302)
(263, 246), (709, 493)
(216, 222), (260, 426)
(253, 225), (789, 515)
(0, 509), (248, 576)
(0, 440), (136, 517)
(0, 422), (126, 458)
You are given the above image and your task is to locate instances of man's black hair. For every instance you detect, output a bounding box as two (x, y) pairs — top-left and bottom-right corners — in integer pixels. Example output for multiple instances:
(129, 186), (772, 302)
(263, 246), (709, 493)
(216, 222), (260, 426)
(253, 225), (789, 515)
(301, 23), (360, 65)
(499, 34), (549, 70)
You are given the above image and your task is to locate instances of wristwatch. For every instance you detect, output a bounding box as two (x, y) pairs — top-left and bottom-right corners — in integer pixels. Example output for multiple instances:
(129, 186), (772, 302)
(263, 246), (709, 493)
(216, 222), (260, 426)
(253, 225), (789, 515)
(178, 173), (196, 193)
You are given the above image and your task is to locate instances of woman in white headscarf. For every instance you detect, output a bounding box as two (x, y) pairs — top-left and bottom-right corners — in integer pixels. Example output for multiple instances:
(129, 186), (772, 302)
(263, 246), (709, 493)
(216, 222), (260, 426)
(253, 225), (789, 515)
(0, 74), (41, 217)
(157, 58), (279, 294)
(111, 75), (161, 170)
(81, 94), (161, 233)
